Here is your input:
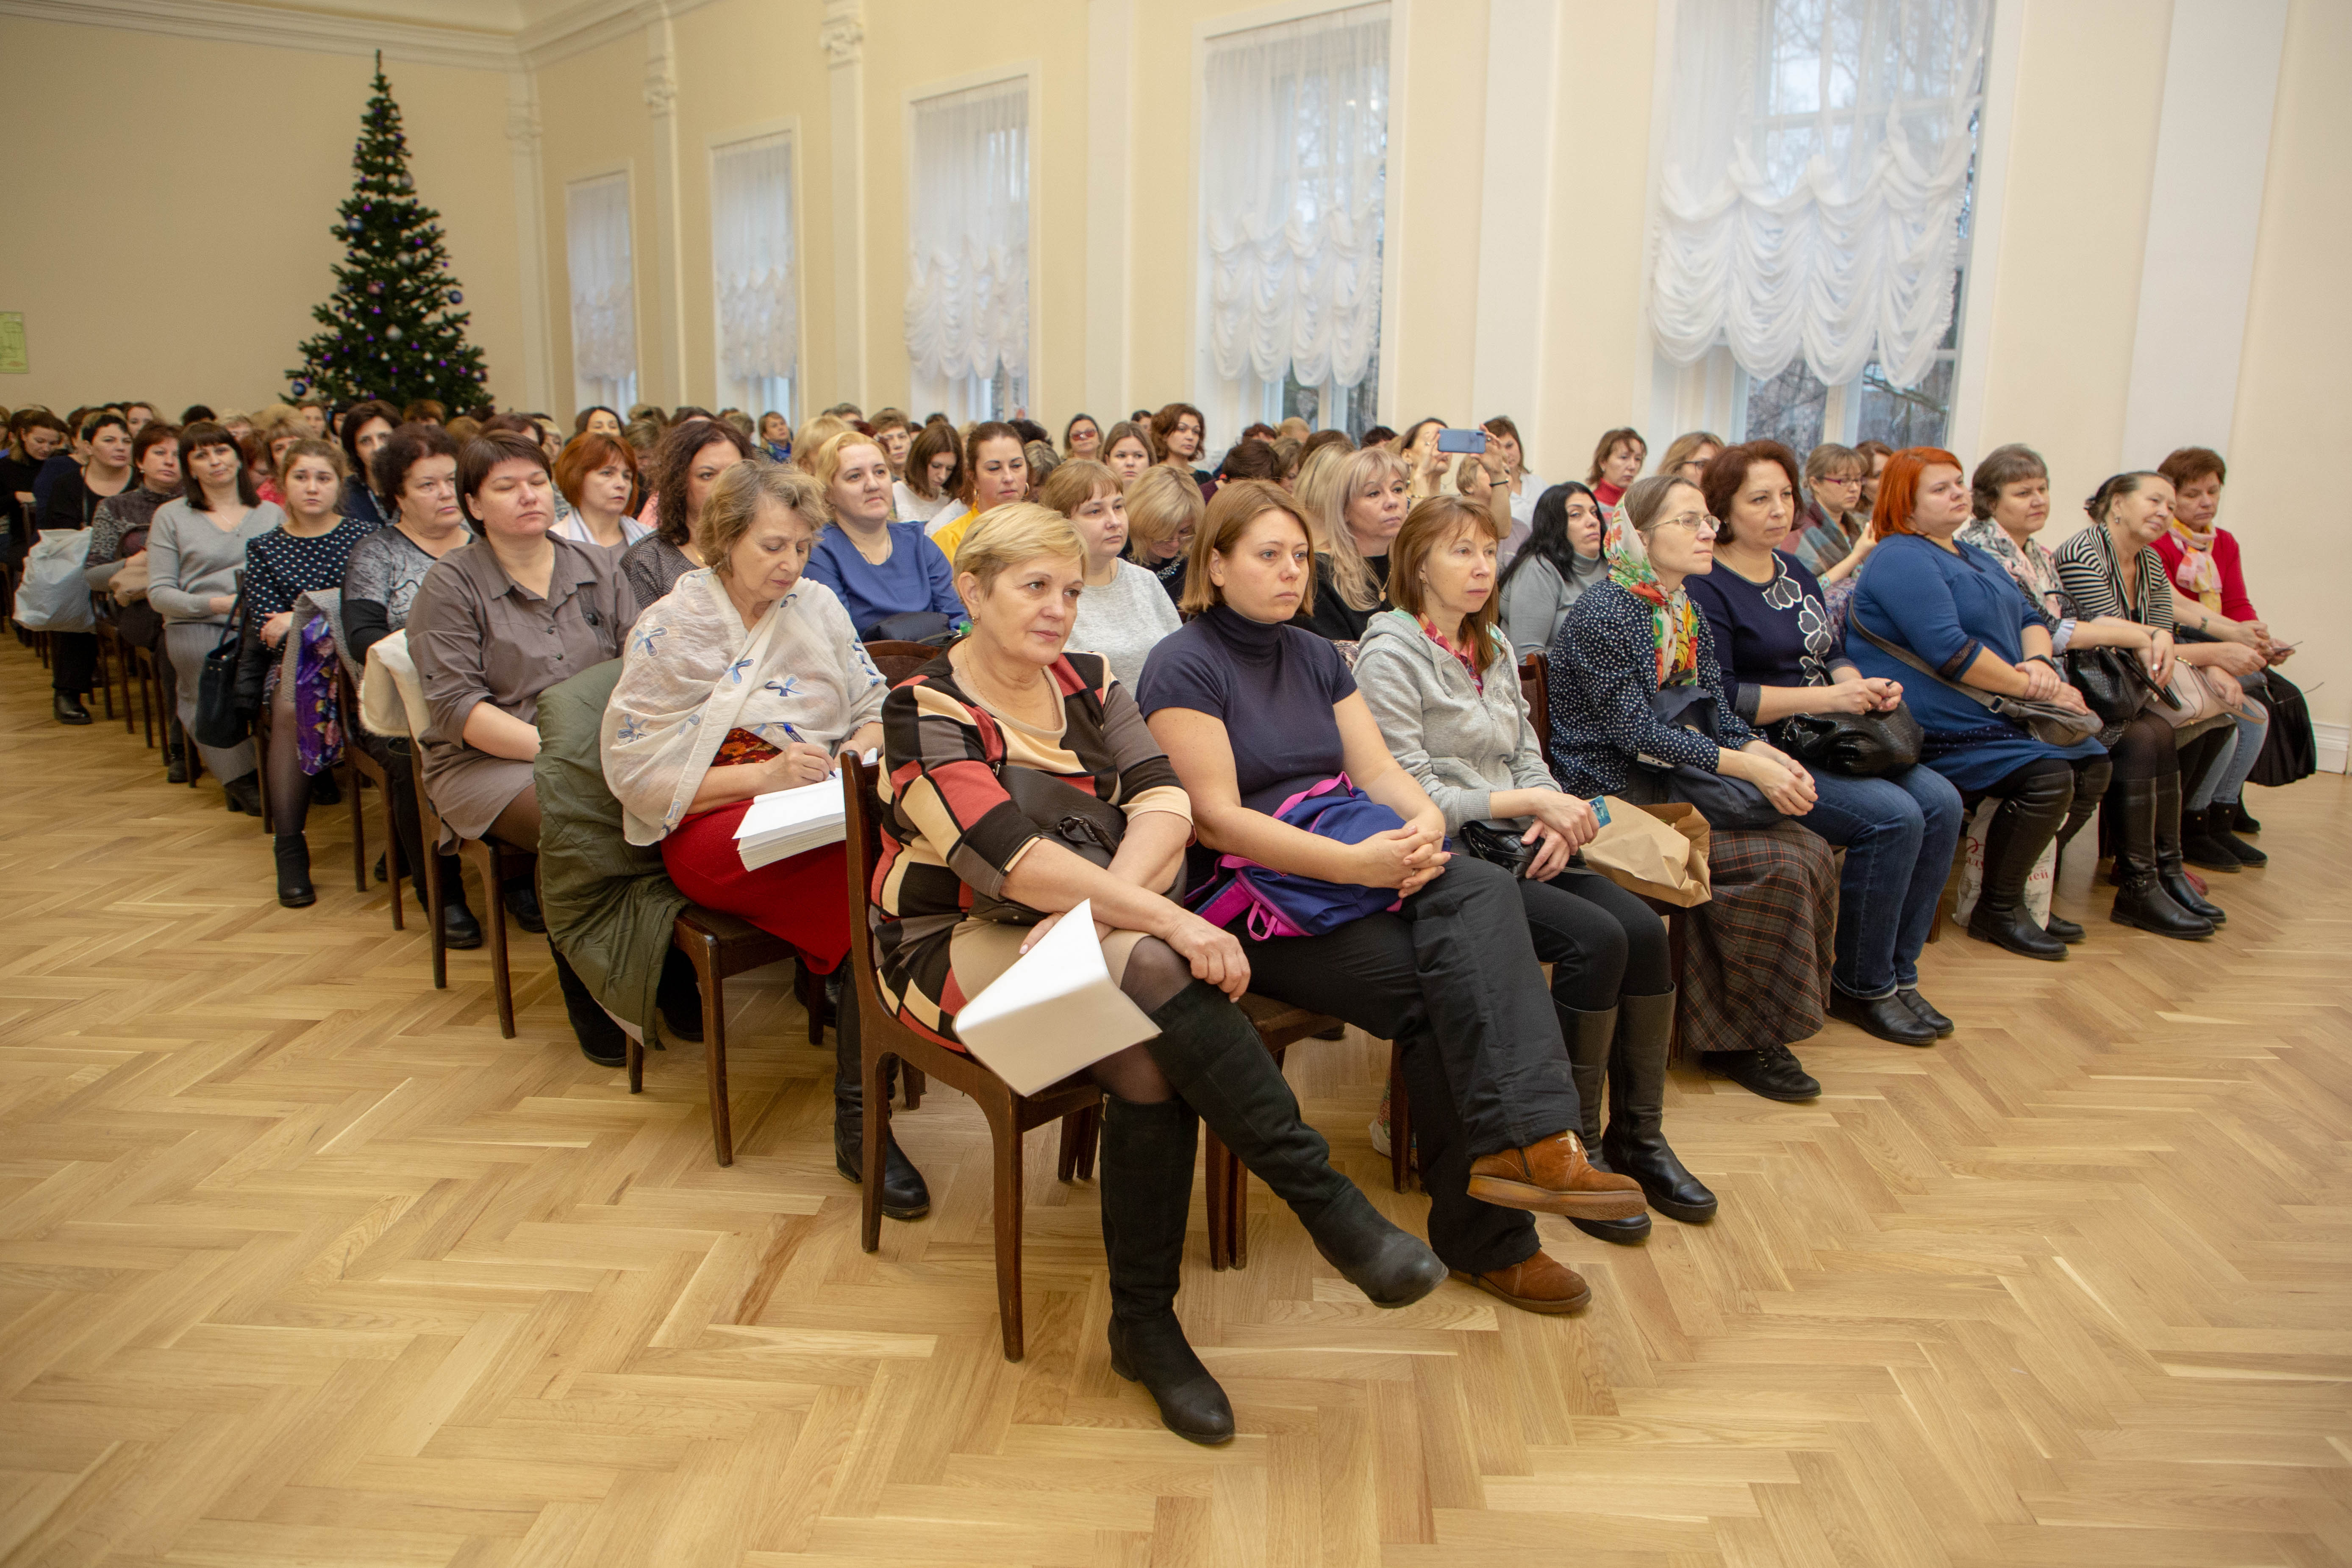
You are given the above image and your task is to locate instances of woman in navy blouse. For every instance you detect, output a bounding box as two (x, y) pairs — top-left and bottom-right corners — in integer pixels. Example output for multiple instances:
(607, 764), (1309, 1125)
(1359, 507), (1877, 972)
(1845, 449), (2109, 962)
(803, 431), (962, 638)
(1686, 442), (1963, 1047)
(1547, 474), (1837, 1106)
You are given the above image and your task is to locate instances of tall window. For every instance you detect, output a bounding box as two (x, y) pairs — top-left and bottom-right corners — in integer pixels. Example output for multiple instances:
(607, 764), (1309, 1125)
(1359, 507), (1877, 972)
(1651, 0), (1986, 449)
(711, 133), (799, 427)
(1200, 3), (1388, 444)
(566, 173), (637, 416)
(905, 79), (1028, 423)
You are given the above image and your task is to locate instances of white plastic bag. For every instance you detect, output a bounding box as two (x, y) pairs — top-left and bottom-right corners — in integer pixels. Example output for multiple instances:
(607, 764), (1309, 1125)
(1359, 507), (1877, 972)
(12, 530), (95, 632)
(1952, 797), (2054, 927)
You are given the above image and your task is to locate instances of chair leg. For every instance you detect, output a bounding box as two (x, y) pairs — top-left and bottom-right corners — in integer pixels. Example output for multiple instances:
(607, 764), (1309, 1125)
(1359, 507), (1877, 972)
(984, 1091), (1027, 1363)
(1205, 1131), (1232, 1271)
(1388, 1040), (1413, 1194)
(381, 777), (405, 932)
(860, 1041), (890, 1255)
(626, 1030), (644, 1094)
(349, 761), (369, 895)
(902, 1067), (924, 1110)
(695, 938), (733, 1165)
(1055, 1104), (1098, 1182)
(1226, 1138), (1249, 1269)
(471, 845), (514, 1038)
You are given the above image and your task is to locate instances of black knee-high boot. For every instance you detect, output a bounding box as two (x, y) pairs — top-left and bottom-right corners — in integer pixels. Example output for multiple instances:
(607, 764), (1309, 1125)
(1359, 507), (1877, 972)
(1967, 770), (2073, 960)
(1602, 990), (1716, 1224)
(2110, 777), (2213, 939)
(1562, 1004), (1648, 1245)
(831, 986), (929, 1220)
(1100, 1093), (1233, 1446)
(1141, 980), (1444, 1307)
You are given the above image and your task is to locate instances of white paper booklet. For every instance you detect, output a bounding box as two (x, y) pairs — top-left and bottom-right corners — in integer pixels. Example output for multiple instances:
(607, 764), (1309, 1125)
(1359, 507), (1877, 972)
(733, 775), (847, 871)
(954, 900), (1159, 1095)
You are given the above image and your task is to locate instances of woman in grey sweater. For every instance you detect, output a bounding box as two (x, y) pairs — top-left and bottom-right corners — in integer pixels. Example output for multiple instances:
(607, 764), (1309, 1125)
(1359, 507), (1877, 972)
(1355, 496), (1709, 1245)
(149, 422), (283, 813)
(1497, 481), (1610, 655)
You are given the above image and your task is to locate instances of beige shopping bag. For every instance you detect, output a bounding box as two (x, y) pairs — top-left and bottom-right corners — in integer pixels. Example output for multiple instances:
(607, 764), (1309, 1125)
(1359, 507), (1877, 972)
(1580, 797), (1713, 907)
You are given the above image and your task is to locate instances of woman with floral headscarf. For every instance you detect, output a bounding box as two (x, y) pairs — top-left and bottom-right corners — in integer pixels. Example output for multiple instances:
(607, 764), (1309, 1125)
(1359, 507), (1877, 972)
(1546, 473), (1837, 1105)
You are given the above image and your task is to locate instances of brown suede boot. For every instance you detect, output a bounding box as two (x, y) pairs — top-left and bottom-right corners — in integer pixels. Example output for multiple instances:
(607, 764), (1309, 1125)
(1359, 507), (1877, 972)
(1452, 1251), (1592, 1314)
(1466, 1131), (1647, 1220)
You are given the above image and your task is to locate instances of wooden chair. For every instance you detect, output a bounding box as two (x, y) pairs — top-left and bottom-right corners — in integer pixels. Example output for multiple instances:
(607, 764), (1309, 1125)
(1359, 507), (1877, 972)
(840, 753), (1102, 1363)
(409, 744), (533, 1038)
(645, 906), (791, 1166)
(861, 638), (940, 684)
(339, 663), (405, 912)
(89, 597), (128, 729)
(1200, 993), (1353, 1270)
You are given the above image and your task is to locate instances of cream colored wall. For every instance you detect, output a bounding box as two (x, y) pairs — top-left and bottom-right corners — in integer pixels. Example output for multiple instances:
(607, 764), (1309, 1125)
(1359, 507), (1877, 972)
(2227, 0), (2349, 733)
(535, 32), (664, 415)
(0, 16), (520, 419)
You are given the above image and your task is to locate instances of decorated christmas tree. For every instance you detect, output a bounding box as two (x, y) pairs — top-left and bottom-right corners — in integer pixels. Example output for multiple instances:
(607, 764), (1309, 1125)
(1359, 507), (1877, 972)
(288, 53), (490, 409)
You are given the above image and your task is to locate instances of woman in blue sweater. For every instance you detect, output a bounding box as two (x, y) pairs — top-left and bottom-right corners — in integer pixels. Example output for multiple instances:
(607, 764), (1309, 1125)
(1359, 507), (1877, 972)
(803, 431), (961, 638)
(1686, 441), (1962, 1046)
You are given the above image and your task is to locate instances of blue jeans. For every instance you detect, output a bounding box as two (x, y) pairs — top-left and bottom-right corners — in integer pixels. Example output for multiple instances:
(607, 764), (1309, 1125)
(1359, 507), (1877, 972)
(1796, 763), (1964, 998)
(2186, 704), (2269, 809)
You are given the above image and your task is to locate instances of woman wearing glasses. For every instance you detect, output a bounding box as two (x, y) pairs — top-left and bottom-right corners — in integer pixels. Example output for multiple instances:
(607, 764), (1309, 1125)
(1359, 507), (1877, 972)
(1547, 474), (1837, 1105)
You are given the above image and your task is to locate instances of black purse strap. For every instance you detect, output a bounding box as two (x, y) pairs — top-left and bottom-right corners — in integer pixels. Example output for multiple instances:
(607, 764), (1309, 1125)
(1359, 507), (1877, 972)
(1849, 616), (2005, 716)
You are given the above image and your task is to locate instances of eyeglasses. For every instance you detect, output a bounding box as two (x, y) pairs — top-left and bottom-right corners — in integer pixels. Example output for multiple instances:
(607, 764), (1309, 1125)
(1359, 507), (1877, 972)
(1658, 512), (1721, 538)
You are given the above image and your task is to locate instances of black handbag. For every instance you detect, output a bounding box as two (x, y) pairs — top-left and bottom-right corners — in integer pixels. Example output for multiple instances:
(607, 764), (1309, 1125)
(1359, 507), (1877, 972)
(1777, 700), (1923, 777)
(1454, 818), (1536, 877)
(2065, 644), (2168, 726)
(966, 765), (1130, 925)
(1625, 683), (1783, 831)
(191, 580), (253, 750)
(866, 609), (958, 647)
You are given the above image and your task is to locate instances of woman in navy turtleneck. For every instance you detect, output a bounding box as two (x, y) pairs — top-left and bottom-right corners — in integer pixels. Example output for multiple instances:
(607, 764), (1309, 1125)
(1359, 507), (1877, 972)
(1138, 480), (1646, 1321)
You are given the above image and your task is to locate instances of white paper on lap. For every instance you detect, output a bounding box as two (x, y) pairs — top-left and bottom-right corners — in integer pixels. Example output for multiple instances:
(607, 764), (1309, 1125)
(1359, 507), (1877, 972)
(954, 899), (1158, 1096)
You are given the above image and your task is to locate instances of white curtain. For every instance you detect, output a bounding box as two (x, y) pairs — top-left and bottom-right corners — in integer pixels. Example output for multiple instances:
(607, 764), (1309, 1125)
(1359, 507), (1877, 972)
(1202, 4), (1388, 393)
(1650, 0), (1987, 391)
(566, 174), (637, 404)
(905, 80), (1029, 388)
(711, 135), (798, 405)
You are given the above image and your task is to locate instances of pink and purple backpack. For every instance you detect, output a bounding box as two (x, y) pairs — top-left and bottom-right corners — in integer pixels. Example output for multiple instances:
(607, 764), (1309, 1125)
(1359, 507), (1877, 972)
(1187, 774), (1408, 939)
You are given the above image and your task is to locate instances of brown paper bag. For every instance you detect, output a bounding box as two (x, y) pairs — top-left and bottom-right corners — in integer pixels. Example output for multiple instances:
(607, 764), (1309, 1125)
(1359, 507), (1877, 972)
(1580, 797), (1712, 907)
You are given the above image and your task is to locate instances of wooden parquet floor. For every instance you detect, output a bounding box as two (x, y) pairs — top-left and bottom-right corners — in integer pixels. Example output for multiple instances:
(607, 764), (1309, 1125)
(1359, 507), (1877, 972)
(3, 646), (2349, 1568)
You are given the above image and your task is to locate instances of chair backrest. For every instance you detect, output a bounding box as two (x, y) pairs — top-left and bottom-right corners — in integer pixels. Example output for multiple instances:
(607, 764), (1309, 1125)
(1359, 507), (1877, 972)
(837, 753), (893, 1027)
(1518, 652), (1550, 755)
(862, 638), (937, 685)
(363, 630), (426, 738)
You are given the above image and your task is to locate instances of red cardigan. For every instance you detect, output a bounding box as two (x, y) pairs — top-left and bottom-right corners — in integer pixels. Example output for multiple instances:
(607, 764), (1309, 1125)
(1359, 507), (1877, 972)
(2152, 526), (2256, 622)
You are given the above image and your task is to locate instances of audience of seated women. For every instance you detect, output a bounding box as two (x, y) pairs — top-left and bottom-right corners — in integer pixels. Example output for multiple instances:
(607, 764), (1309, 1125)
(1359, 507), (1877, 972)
(38, 410), (134, 724)
(601, 460), (927, 1217)
(876, 502), (1446, 1442)
(2152, 445), (2285, 866)
(1039, 457), (1180, 689)
(1845, 449), (2111, 960)
(83, 420), (184, 766)
(1291, 444), (1407, 643)
(1355, 496), (1704, 1244)
(1140, 479), (1646, 1321)
(550, 432), (649, 553)
(1122, 465), (1202, 606)
(2052, 471), (2251, 933)
(242, 438), (378, 907)
(1586, 426), (1647, 514)
(620, 418), (753, 607)
(1686, 441), (1963, 1046)
(1498, 480), (1607, 656)
(335, 401), (401, 527)
(895, 421), (962, 529)
(408, 430), (634, 1060)
(805, 431), (961, 639)
(343, 422), (478, 944)
(924, 422), (1030, 561)
(1547, 473), (1838, 1103)
(149, 420), (284, 813)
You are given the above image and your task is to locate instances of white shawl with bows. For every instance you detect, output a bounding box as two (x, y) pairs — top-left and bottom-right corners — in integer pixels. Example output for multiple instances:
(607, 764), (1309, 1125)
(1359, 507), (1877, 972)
(600, 568), (889, 844)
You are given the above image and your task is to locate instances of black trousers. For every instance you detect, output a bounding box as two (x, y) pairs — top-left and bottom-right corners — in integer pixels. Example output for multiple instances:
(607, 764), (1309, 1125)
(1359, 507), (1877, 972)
(1233, 855), (1577, 1276)
(1519, 866), (1674, 1007)
(51, 630), (97, 696)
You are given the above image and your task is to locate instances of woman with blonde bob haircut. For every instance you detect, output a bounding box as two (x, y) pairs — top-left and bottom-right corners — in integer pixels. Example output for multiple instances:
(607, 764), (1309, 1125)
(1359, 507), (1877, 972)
(875, 498), (1444, 1446)
(1291, 442), (1409, 642)
(1141, 480), (1648, 1321)
(1039, 458), (1181, 689)
(603, 460), (926, 1216)
(1122, 464), (1203, 605)
(1355, 497), (1693, 1241)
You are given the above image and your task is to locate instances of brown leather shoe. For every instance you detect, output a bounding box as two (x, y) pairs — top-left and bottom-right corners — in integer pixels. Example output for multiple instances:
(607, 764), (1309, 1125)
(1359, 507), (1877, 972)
(1466, 1131), (1647, 1220)
(1453, 1251), (1591, 1315)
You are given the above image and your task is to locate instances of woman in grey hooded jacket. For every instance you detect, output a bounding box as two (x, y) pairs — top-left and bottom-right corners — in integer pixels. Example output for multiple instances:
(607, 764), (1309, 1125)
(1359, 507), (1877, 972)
(1355, 496), (1713, 1244)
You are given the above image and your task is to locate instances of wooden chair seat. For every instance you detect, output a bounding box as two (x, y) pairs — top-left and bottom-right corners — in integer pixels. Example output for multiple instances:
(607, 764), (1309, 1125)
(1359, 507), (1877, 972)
(409, 744), (533, 1038)
(840, 753), (1101, 1363)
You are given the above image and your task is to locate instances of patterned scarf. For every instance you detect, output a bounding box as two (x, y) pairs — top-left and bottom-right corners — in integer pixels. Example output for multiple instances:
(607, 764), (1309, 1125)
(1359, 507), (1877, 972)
(1603, 510), (1699, 686)
(2168, 521), (2224, 610)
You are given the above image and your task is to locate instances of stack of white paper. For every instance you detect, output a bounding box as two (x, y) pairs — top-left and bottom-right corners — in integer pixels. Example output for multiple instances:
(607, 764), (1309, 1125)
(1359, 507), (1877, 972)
(733, 776), (847, 871)
(954, 900), (1159, 1095)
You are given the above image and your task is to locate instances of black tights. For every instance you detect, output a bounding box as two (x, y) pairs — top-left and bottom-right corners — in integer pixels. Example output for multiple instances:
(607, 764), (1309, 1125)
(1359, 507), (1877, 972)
(1088, 937), (1193, 1104)
(267, 676), (310, 836)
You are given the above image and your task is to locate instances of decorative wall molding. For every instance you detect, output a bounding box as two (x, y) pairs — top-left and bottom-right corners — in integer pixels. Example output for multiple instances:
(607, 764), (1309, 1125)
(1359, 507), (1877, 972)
(642, 49), (677, 116)
(819, 0), (861, 65)
(2314, 722), (2348, 777)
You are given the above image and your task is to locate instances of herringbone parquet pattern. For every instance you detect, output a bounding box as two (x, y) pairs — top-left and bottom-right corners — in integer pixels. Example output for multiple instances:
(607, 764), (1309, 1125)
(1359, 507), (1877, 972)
(3, 647), (2348, 1567)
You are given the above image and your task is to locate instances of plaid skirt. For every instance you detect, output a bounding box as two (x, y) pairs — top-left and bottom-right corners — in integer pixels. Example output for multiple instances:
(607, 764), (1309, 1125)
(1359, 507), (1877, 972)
(1679, 820), (1836, 1055)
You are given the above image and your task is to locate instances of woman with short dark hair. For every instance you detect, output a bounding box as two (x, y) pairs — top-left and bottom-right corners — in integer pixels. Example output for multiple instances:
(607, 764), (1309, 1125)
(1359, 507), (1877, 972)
(895, 421), (962, 528)
(1149, 402), (1213, 488)
(337, 400), (402, 526)
(1585, 427), (1647, 513)
(619, 418), (755, 607)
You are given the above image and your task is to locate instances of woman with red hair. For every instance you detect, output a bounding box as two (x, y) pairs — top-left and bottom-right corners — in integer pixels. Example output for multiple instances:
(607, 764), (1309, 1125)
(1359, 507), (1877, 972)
(1844, 449), (2109, 962)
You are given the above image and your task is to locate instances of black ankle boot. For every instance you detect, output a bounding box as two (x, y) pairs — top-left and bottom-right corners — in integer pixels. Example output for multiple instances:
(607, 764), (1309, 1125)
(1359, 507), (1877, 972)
(1966, 771), (2073, 960)
(657, 947), (704, 1042)
(53, 691), (92, 725)
(2160, 799), (2228, 925)
(504, 879), (546, 933)
(2201, 805), (2266, 867)
(273, 834), (316, 908)
(549, 940), (630, 1067)
(1100, 1093), (1233, 1446)
(1602, 990), (1718, 1224)
(2179, 802), (2245, 872)
(2043, 913), (2085, 944)
(2111, 777), (2214, 939)
(832, 987), (930, 1220)
(222, 771), (264, 817)
(2230, 799), (2261, 834)
(1561, 1004), (1648, 1245)
(1139, 981), (1443, 1307)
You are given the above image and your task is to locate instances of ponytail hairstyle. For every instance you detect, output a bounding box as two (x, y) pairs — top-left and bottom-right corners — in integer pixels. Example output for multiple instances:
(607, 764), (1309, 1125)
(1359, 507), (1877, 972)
(2084, 471), (2166, 527)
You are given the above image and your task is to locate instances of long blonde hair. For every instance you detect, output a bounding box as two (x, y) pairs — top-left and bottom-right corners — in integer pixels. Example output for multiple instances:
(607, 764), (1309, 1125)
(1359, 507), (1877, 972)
(1306, 444), (1407, 613)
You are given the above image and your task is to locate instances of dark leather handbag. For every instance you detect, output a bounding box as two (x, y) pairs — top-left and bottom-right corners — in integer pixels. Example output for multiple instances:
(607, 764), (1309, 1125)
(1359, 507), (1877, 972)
(192, 590), (253, 751)
(966, 765), (1129, 925)
(1454, 818), (1536, 876)
(1778, 701), (1923, 777)
(2065, 644), (2168, 726)
(866, 609), (958, 647)
(1626, 683), (1783, 831)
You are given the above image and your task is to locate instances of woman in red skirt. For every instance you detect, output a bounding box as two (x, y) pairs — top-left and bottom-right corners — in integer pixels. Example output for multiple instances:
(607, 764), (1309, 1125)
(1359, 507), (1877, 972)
(600, 461), (928, 1217)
